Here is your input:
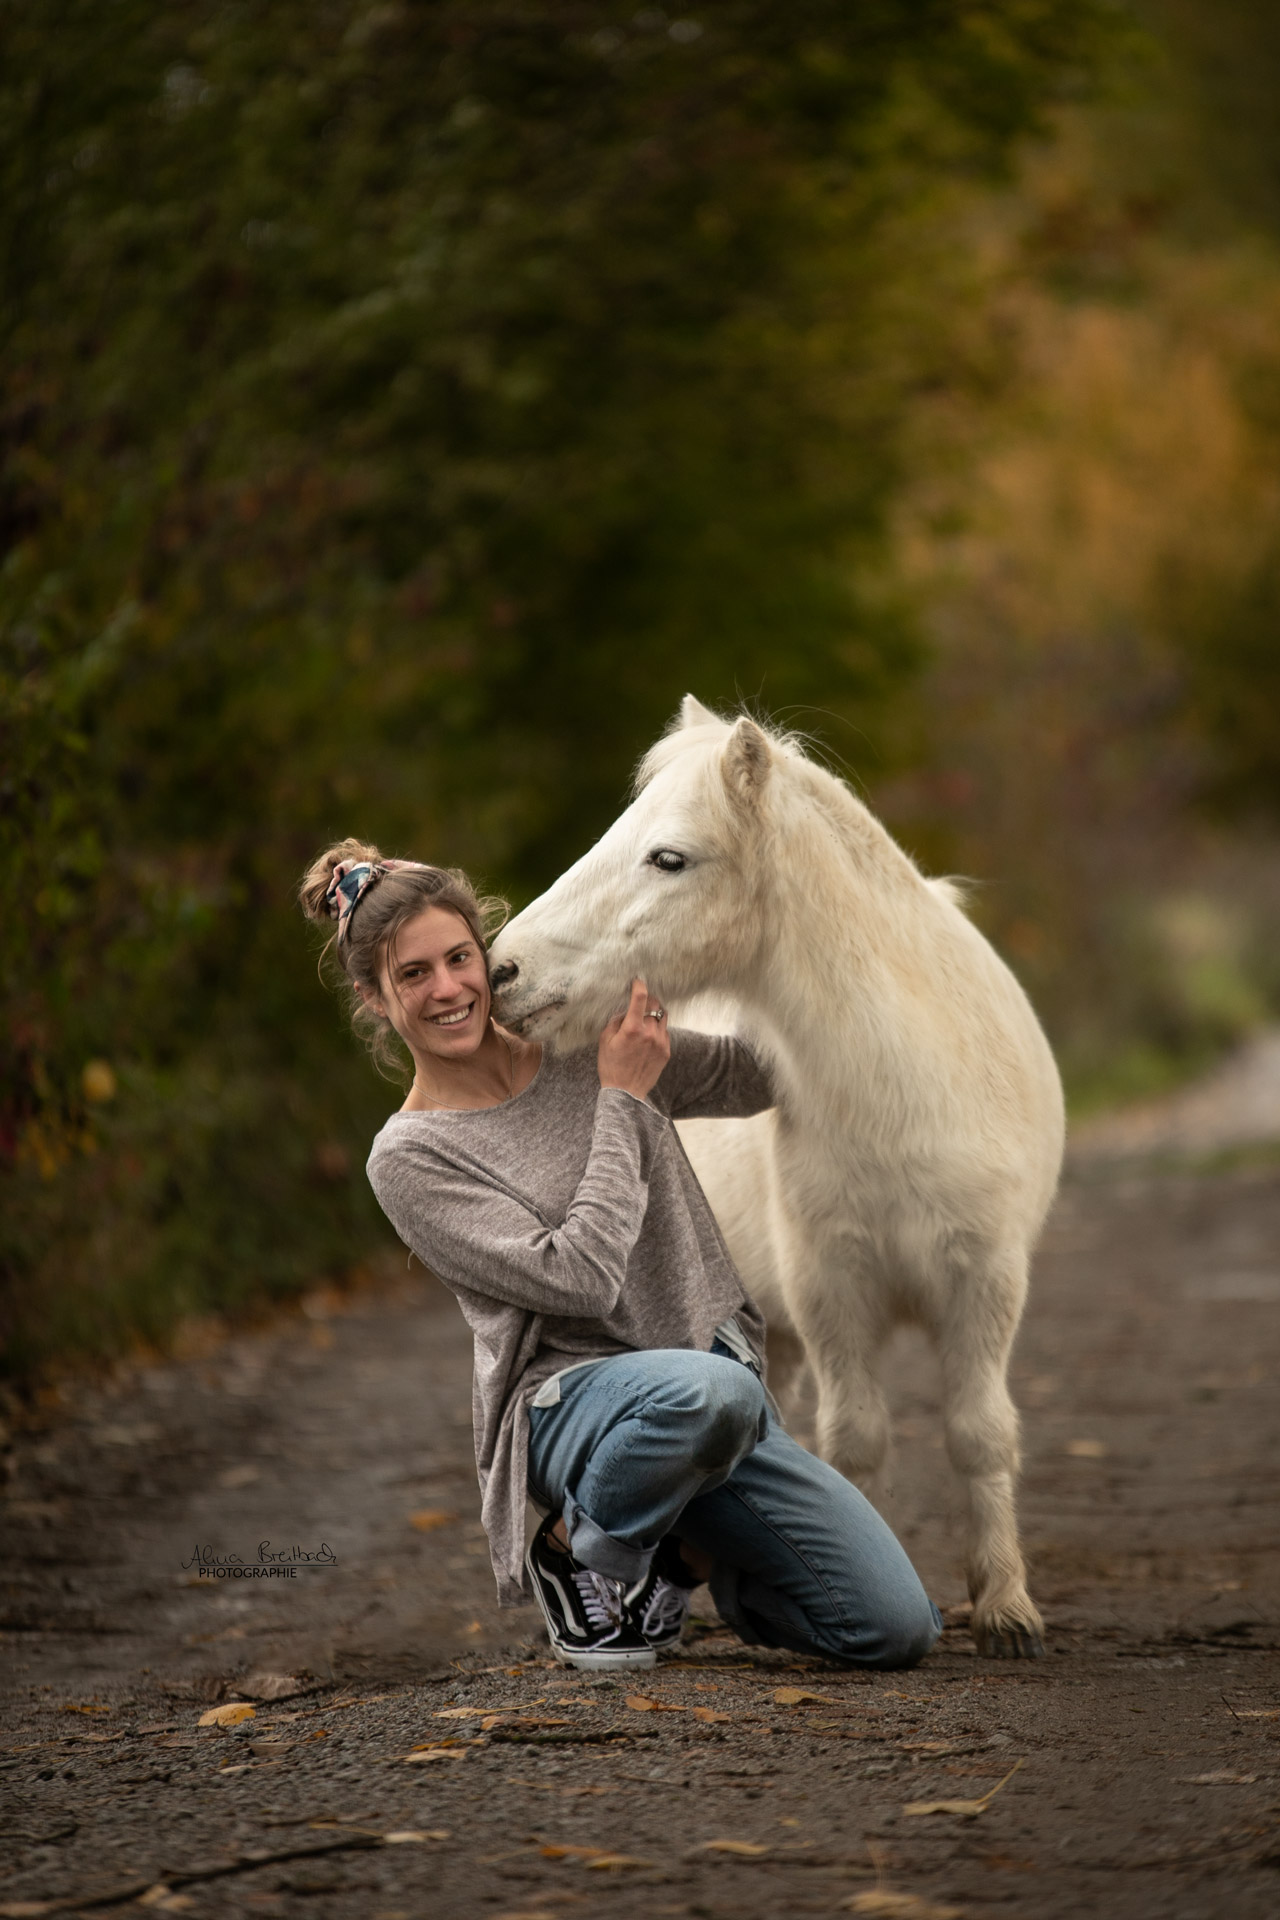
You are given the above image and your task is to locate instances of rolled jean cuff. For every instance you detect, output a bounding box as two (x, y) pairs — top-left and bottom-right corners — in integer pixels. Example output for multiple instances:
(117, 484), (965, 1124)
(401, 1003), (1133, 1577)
(564, 1494), (654, 1584)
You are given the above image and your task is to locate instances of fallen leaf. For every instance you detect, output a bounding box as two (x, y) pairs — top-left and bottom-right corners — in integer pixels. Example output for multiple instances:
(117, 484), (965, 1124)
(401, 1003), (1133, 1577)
(905, 1798), (991, 1819)
(198, 1703), (256, 1728)
(903, 1759), (1023, 1819)
(584, 1853), (653, 1870)
(702, 1839), (771, 1856)
(540, 1843), (606, 1859)
(408, 1509), (458, 1532)
(1181, 1771), (1258, 1784)
(772, 1687), (829, 1706)
(59, 1702), (110, 1715)
(843, 1894), (964, 1918)
(693, 1707), (733, 1723)
(625, 1693), (683, 1713)
(0, 1904), (53, 1918)
(434, 1706), (483, 1719)
(403, 1747), (469, 1763)
(383, 1831), (432, 1844)
(1238, 1710), (1279, 1720)
(1065, 1438), (1107, 1459)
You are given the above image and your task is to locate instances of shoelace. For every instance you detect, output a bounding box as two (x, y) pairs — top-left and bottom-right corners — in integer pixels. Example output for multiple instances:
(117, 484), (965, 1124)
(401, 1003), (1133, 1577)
(573, 1566), (626, 1631)
(640, 1575), (689, 1639)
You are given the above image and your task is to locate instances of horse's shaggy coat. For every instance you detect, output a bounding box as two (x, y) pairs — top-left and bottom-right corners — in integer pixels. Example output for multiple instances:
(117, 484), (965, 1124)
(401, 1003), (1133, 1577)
(490, 698), (1064, 1655)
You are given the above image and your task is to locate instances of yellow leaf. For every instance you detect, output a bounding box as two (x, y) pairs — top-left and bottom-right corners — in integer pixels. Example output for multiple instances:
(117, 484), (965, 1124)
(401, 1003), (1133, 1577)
(702, 1839), (770, 1856)
(409, 1509), (458, 1532)
(60, 1701), (110, 1715)
(693, 1706), (732, 1723)
(81, 1060), (117, 1104)
(903, 1759), (1022, 1819)
(540, 1843), (604, 1860)
(772, 1686), (828, 1706)
(584, 1853), (653, 1870)
(197, 1703), (256, 1728)
(624, 1693), (683, 1712)
(843, 1894), (964, 1918)
(905, 1798), (989, 1818)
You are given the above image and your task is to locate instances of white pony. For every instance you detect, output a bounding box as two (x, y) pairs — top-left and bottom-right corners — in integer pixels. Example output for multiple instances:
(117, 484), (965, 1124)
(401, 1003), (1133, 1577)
(489, 698), (1064, 1657)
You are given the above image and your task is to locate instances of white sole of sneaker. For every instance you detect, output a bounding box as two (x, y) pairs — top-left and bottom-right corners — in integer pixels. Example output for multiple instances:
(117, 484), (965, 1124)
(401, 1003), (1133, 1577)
(548, 1642), (657, 1671)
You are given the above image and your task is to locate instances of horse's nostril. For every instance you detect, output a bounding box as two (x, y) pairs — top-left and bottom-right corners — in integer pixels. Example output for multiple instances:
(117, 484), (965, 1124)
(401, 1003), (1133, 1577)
(489, 961), (519, 988)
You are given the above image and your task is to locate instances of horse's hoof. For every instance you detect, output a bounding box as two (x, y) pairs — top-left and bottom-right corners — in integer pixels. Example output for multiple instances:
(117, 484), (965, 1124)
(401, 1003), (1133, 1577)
(973, 1621), (1045, 1660)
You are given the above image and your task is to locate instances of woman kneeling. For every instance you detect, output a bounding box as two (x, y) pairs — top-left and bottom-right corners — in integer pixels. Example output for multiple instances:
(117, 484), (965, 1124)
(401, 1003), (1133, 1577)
(301, 840), (941, 1672)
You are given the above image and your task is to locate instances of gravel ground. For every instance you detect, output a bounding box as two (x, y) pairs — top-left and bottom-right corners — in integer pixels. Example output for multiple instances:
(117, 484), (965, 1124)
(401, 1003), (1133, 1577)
(3, 1144), (1280, 1918)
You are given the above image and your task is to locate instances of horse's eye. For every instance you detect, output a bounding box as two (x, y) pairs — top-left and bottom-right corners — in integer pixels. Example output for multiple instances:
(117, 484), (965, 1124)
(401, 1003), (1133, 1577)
(648, 849), (686, 873)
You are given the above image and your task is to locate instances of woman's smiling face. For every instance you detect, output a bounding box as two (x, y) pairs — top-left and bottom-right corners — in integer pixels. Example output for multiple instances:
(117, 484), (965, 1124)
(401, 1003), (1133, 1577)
(372, 904), (493, 1064)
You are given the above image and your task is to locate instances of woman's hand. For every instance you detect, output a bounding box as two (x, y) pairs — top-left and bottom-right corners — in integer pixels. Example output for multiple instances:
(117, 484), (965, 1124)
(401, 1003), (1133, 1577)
(598, 978), (670, 1100)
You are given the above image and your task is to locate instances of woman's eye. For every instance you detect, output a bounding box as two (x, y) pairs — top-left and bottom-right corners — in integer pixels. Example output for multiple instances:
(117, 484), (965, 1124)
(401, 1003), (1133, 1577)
(648, 849), (686, 873)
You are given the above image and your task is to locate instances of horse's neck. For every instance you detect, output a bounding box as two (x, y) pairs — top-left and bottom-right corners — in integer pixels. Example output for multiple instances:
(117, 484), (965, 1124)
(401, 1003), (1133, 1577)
(741, 780), (938, 1122)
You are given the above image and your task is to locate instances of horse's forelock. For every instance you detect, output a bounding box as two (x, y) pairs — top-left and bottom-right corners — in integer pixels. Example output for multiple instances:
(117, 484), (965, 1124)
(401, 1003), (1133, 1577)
(633, 719), (726, 794)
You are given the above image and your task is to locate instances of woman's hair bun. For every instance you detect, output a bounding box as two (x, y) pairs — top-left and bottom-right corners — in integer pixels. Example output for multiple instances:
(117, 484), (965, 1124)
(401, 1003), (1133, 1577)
(298, 837), (384, 923)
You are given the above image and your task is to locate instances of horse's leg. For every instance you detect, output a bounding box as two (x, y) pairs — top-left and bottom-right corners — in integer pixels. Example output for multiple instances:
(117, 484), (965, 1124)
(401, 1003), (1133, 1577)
(763, 1320), (813, 1438)
(785, 1248), (893, 1502)
(937, 1248), (1043, 1659)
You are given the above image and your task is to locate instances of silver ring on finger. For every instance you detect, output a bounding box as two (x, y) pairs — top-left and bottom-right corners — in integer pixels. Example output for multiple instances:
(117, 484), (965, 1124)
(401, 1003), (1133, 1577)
(645, 1007), (666, 1021)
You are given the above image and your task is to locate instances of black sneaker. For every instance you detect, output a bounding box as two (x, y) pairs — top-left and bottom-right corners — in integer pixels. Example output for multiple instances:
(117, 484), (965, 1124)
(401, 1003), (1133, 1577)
(525, 1514), (656, 1671)
(625, 1535), (699, 1652)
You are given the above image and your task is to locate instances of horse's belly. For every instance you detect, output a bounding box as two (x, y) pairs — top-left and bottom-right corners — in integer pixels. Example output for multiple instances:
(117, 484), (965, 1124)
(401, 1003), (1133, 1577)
(676, 1111), (792, 1327)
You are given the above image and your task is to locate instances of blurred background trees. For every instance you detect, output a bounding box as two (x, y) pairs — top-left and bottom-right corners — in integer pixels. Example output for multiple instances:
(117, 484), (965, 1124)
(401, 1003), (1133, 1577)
(5, 0), (1279, 1379)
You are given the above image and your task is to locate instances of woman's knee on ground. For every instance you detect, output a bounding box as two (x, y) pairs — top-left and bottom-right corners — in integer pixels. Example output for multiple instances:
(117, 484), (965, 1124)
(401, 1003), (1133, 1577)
(829, 1583), (941, 1670)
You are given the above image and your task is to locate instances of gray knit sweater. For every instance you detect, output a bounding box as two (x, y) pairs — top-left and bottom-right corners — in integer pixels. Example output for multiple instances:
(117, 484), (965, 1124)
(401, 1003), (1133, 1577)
(365, 1029), (773, 1605)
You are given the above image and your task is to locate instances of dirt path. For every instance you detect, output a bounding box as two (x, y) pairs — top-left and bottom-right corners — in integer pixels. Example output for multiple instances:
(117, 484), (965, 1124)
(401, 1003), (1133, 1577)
(3, 1157), (1279, 1918)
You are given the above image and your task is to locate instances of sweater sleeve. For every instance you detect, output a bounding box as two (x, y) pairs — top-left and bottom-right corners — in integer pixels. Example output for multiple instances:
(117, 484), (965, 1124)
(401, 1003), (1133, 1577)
(367, 1089), (668, 1317)
(655, 1027), (775, 1120)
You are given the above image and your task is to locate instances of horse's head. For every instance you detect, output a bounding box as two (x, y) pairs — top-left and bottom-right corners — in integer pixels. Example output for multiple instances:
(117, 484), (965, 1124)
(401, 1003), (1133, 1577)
(490, 696), (776, 1048)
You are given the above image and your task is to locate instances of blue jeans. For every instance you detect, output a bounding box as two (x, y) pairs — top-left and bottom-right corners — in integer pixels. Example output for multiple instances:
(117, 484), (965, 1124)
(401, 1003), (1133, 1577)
(527, 1345), (941, 1670)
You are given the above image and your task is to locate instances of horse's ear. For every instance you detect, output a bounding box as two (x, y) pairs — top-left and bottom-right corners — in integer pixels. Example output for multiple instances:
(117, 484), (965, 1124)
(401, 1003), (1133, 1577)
(678, 693), (719, 730)
(722, 717), (772, 810)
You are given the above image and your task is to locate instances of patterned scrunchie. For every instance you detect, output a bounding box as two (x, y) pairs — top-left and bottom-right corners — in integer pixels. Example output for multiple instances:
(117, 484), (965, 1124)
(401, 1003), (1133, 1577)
(324, 858), (430, 942)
